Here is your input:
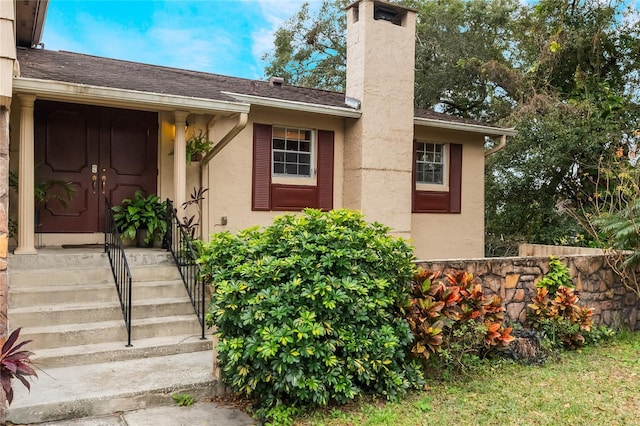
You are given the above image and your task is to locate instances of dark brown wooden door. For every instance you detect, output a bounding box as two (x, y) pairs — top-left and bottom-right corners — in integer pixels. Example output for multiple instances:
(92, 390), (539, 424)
(35, 101), (158, 233)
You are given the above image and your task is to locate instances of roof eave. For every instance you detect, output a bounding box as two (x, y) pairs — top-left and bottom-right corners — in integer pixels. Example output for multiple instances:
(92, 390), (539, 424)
(223, 91), (362, 119)
(414, 117), (517, 137)
(12, 77), (251, 114)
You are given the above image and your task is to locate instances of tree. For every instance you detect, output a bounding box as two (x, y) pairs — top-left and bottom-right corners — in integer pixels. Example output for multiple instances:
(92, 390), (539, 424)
(262, 0), (347, 91)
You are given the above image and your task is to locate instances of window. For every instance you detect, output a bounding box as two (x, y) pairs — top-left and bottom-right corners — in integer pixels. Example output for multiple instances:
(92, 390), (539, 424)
(272, 127), (313, 177)
(416, 142), (445, 185)
(412, 142), (463, 214)
(253, 123), (334, 211)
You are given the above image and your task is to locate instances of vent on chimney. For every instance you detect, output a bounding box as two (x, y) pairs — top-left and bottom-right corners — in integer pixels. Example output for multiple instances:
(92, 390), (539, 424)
(374, 3), (404, 26)
(269, 76), (285, 87)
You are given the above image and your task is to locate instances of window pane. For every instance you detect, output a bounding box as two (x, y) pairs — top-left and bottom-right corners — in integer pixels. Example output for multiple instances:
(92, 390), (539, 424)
(286, 140), (298, 151)
(273, 127), (286, 139)
(274, 162), (284, 174)
(273, 152), (284, 162)
(301, 130), (312, 141)
(273, 139), (285, 150)
(286, 152), (298, 163)
(300, 141), (311, 152)
(285, 163), (297, 175)
(299, 164), (310, 176)
(299, 154), (310, 164)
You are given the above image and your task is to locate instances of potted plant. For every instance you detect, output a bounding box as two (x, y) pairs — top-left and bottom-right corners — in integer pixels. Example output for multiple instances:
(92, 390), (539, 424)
(112, 190), (167, 247)
(186, 130), (213, 161)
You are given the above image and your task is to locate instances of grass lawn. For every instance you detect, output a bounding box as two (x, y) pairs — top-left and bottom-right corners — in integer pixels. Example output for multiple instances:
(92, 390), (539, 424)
(296, 332), (640, 426)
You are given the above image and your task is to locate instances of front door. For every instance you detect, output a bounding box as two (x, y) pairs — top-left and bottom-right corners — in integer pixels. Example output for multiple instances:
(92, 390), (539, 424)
(34, 101), (158, 233)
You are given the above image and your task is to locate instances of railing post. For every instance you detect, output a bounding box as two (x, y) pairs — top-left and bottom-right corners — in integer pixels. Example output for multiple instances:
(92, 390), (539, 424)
(201, 275), (206, 340)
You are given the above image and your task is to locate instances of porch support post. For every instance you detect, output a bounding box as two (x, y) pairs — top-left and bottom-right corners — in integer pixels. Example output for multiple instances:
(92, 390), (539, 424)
(14, 94), (36, 255)
(173, 111), (189, 212)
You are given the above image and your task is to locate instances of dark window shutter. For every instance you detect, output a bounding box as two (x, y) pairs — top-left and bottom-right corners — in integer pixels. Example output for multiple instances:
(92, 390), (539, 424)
(413, 142), (463, 214)
(448, 143), (462, 213)
(252, 123), (272, 211)
(317, 130), (334, 210)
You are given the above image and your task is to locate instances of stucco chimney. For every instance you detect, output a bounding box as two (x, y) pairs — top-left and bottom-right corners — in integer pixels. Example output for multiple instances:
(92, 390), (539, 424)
(343, 0), (416, 239)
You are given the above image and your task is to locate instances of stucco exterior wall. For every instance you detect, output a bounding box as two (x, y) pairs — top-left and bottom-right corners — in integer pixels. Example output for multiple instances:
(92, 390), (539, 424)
(411, 127), (485, 260)
(197, 106), (345, 238)
(344, 1), (416, 239)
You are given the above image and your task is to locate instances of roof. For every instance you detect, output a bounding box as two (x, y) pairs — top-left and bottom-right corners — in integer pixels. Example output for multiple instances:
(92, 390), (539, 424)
(15, 48), (514, 134)
(16, 49), (348, 108)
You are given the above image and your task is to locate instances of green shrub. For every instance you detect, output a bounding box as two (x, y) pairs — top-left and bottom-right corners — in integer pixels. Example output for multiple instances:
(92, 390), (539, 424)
(536, 256), (573, 295)
(200, 209), (423, 413)
(405, 269), (514, 376)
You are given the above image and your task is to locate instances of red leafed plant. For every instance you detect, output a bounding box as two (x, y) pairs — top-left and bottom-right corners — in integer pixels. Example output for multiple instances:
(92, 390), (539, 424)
(404, 268), (513, 372)
(1, 328), (37, 405)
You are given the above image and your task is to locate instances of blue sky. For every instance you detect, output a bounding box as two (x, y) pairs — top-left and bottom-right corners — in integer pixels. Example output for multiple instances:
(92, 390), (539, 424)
(41, 0), (309, 80)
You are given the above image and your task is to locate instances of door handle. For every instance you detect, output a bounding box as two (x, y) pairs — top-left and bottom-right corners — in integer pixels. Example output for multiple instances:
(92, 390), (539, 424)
(101, 175), (107, 194)
(91, 175), (97, 193)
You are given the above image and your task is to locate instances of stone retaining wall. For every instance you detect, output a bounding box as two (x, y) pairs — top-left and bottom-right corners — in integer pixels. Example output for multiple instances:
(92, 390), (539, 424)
(416, 255), (640, 330)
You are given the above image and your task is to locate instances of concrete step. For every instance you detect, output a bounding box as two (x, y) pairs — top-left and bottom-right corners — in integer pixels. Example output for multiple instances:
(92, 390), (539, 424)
(8, 249), (109, 270)
(9, 283), (116, 308)
(9, 297), (197, 328)
(9, 300), (122, 328)
(130, 264), (183, 282)
(6, 351), (221, 424)
(21, 315), (203, 350)
(9, 280), (189, 308)
(32, 334), (213, 369)
(9, 266), (114, 287)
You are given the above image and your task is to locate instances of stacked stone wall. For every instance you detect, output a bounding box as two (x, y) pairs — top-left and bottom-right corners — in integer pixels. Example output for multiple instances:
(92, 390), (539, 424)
(417, 255), (639, 330)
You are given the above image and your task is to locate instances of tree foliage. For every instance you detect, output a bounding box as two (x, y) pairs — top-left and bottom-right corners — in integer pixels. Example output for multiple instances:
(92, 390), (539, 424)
(262, 0), (347, 91)
(263, 0), (640, 255)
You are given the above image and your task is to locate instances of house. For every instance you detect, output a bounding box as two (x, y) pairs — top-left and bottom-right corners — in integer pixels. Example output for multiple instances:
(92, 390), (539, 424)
(5, 0), (515, 262)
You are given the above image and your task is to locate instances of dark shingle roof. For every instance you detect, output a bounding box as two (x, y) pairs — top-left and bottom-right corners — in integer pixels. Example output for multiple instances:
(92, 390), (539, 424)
(17, 49), (348, 108)
(16, 48), (507, 131)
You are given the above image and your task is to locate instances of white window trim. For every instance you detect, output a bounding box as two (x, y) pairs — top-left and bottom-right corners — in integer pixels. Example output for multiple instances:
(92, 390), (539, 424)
(416, 141), (449, 192)
(271, 126), (317, 186)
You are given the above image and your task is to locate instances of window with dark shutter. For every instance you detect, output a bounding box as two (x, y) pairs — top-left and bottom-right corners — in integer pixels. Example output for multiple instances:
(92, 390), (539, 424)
(412, 142), (462, 213)
(252, 123), (334, 211)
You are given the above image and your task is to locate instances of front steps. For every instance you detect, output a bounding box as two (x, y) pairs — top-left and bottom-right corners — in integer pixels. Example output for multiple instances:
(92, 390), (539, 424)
(6, 247), (216, 424)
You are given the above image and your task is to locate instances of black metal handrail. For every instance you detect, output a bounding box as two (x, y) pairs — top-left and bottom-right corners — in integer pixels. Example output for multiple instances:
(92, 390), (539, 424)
(165, 199), (206, 339)
(104, 198), (133, 347)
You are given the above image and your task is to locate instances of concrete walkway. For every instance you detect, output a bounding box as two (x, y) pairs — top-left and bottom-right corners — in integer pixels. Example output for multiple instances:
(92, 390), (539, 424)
(18, 402), (256, 425)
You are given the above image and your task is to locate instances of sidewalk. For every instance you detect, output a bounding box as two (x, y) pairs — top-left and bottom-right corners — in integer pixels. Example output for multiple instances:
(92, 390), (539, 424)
(19, 402), (256, 426)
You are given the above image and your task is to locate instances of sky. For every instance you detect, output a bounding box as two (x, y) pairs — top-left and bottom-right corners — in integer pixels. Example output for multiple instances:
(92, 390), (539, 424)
(40, 0), (310, 80)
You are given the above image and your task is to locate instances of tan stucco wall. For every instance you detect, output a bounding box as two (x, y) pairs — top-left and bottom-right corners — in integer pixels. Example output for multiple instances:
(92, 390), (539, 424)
(344, 0), (416, 239)
(191, 107), (346, 238)
(411, 127), (485, 260)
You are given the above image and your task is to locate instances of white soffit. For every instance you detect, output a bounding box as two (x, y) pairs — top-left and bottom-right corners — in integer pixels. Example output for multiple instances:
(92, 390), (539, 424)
(12, 77), (251, 114)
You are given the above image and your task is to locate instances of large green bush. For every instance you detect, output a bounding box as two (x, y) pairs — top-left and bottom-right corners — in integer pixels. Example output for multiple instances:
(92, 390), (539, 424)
(200, 209), (423, 410)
